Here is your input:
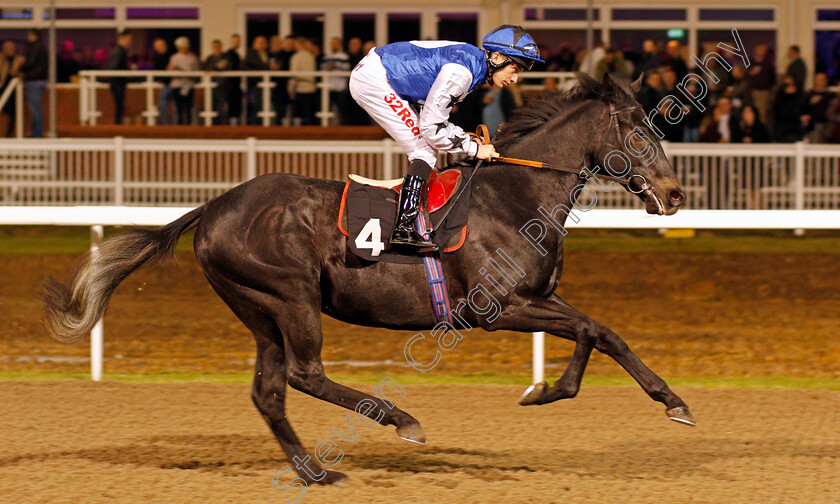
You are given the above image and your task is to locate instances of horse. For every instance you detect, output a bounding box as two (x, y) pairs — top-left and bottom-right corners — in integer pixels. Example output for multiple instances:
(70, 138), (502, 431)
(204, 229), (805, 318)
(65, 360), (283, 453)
(43, 72), (692, 485)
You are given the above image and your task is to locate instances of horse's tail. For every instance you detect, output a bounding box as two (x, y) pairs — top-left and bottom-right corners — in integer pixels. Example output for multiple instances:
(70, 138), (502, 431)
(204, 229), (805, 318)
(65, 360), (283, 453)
(42, 206), (205, 344)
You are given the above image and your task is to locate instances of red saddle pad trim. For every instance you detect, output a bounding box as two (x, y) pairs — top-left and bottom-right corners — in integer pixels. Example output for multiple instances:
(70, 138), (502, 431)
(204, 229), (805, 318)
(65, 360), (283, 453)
(338, 181), (350, 237)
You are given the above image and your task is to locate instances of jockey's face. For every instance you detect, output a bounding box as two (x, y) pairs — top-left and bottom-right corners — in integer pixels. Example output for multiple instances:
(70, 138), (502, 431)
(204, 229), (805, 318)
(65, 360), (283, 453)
(490, 52), (523, 88)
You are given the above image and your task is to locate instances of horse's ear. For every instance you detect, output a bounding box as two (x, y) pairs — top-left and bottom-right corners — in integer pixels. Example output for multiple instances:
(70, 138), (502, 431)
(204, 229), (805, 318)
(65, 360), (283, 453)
(630, 74), (643, 95)
(601, 72), (618, 96)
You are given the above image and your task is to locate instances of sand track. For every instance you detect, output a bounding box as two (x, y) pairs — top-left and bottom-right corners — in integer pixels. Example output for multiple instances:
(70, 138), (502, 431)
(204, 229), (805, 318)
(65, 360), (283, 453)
(0, 382), (838, 503)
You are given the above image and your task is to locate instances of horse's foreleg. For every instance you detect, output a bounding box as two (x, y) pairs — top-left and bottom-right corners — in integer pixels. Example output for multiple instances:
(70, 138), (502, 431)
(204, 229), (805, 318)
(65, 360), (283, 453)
(496, 294), (694, 425)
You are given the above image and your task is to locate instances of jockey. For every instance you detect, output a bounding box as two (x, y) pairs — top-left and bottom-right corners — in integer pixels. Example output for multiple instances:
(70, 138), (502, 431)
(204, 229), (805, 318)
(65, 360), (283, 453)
(349, 24), (543, 251)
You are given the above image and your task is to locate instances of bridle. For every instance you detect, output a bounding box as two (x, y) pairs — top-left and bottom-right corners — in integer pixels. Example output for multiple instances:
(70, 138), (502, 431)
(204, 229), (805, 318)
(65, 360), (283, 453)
(581, 102), (654, 196)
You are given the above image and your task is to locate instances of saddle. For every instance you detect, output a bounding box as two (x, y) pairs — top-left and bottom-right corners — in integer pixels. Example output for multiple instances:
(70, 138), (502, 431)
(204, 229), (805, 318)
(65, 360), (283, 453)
(338, 164), (474, 264)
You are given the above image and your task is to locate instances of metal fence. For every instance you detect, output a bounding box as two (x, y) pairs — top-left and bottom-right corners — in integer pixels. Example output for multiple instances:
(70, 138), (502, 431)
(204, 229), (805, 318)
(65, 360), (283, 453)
(77, 70), (577, 127)
(1, 138), (839, 209)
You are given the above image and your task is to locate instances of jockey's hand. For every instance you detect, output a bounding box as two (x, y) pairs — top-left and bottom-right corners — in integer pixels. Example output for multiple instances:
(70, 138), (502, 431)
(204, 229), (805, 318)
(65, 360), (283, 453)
(475, 144), (499, 160)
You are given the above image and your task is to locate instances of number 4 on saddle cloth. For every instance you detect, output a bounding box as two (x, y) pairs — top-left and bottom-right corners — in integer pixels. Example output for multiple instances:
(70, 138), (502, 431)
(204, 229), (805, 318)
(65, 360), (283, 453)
(337, 164), (474, 325)
(337, 164), (474, 265)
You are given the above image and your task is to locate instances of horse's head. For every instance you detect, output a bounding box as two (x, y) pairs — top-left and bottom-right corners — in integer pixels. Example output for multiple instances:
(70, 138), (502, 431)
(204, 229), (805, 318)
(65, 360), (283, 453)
(592, 73), (686, 215)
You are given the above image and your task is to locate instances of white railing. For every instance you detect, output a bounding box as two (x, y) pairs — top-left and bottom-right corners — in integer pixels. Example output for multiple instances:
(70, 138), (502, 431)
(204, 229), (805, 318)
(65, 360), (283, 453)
(3, 206), (838, 381)
(1, 138), (839, 210)
(0, 77), (24, 138)
(76, 70), (576, 128)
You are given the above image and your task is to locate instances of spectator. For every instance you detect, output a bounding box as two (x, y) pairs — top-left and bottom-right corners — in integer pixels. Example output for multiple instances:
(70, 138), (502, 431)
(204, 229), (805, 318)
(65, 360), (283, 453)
(732, 105), (770, 208)
(680, 77), (706, 142)
(801, 72), (832, 143)
(704, 54), (731, 104)
(658, 69), (683, 141)
(826, 88), (840, 143)
(664, 40), (688, 82)
(784, 45), (806, 92)
(635, 39), (663, 80)
(347, 37), (365, 68)
(320, 37), (350, 125)
(749, 44), (775, 125)
(0, 40), (20, 137)
(638, 70), (664, 113)
(550, 42), (575, 72)
(57, 40), (80, 83)
(202, 39), (228, 124)
(481, 86), (517, 135)
(342, 38), (370, 125)
(17, 29), (48, 137)
(700, 96), (736, 143)
(151, 38), (174, 125)
(362, 40), (376, 56)
(167, 36), (199, 125)
(223, 34), (242, 125)
(594, 48), (631, 81)
(269, 35), (294, 125)
(105, 30), (132, 125)
(287, 37), (318, 125)
(773, 74), (803, 142)
(244, 36), (270, 125)
(728, 65), (753, 109)
(732, 105), (770, 143)
(578, 40), (606, 76)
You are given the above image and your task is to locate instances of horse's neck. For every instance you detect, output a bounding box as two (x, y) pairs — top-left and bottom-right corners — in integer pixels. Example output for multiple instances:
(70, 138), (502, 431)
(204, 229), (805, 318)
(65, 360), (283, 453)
(493, 100), (597, 226)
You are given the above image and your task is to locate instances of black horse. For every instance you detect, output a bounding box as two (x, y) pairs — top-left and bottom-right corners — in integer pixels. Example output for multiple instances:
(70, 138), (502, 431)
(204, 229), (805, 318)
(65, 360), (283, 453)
(44, 73), (692, 485)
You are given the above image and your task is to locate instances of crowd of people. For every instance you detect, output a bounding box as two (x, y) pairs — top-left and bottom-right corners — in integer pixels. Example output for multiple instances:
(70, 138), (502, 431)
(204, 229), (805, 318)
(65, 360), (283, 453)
(2, 29), (840, 144)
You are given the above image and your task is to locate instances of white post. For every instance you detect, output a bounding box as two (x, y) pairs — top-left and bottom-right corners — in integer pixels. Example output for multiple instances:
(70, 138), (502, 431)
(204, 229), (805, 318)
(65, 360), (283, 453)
(532, 331), (545, 384)
(113, 136), (124, 205)
(246, 136), (257, 180)
(318, 74), (330, 127)
(200, 74), (216, 126)
(143, 74), (156, 126)
(260, 75), (274, 127)
(15, 79), (23, 138)
(79, 74), (88, 125)
(382, 138), (394, 180)
(794, 141), (805, 236)
(90, 225), (104, 381)
(89, 76), (98, 126)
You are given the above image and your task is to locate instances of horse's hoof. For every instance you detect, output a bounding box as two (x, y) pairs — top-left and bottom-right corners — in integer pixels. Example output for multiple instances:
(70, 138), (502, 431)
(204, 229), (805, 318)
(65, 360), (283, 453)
(396, 422), (426, 445)
(666, 406), (696, 426)
(518, 381), (547, 406)
(316, 470), (348, 486)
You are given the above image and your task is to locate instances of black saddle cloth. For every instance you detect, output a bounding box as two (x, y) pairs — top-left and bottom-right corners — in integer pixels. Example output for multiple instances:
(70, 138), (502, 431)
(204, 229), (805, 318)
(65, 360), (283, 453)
(344, 164), (474, 264)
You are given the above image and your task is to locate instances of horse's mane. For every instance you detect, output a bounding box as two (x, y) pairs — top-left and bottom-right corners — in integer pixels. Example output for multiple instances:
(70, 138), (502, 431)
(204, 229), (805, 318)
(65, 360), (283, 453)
(494, 72), (608, 150)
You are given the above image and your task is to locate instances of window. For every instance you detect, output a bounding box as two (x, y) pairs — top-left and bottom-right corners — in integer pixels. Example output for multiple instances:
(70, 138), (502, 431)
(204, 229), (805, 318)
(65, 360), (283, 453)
(343, 13), (375, 44)
(438, 12), (477, 44)
(699, 9), (774, 22)
(612, 9), (686, 22)
(126, 8), (199, 20)
(291, 13), (324, 46)
(52, 8), (116, 20)
(388, 13), (420, 43)
(524, 8), (600, 22)
(246, 13), (278, 45)
(0, 8), (32, 20)
(816, 9), (840, 22)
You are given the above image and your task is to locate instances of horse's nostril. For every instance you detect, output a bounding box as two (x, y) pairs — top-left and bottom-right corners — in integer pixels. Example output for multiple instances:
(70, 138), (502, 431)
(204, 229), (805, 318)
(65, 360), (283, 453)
(669, 189), (686, 206)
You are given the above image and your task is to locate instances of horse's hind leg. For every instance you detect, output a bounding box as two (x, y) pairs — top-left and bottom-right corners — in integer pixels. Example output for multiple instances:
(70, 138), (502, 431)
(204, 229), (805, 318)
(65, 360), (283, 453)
(201, 270), (347, 484)
(276, 286), (426, 444)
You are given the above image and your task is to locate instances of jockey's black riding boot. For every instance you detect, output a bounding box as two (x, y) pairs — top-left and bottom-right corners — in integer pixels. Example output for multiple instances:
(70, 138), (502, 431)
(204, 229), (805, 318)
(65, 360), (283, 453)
(391, 160), (438, 252)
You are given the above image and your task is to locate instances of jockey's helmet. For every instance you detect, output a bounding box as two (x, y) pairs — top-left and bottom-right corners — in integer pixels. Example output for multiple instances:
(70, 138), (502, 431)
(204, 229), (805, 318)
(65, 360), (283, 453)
(481, 25), (544, 73)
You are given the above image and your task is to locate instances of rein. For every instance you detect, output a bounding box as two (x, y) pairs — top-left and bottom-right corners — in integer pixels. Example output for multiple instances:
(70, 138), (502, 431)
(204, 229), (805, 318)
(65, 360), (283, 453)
(488, 102), (652, 195)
